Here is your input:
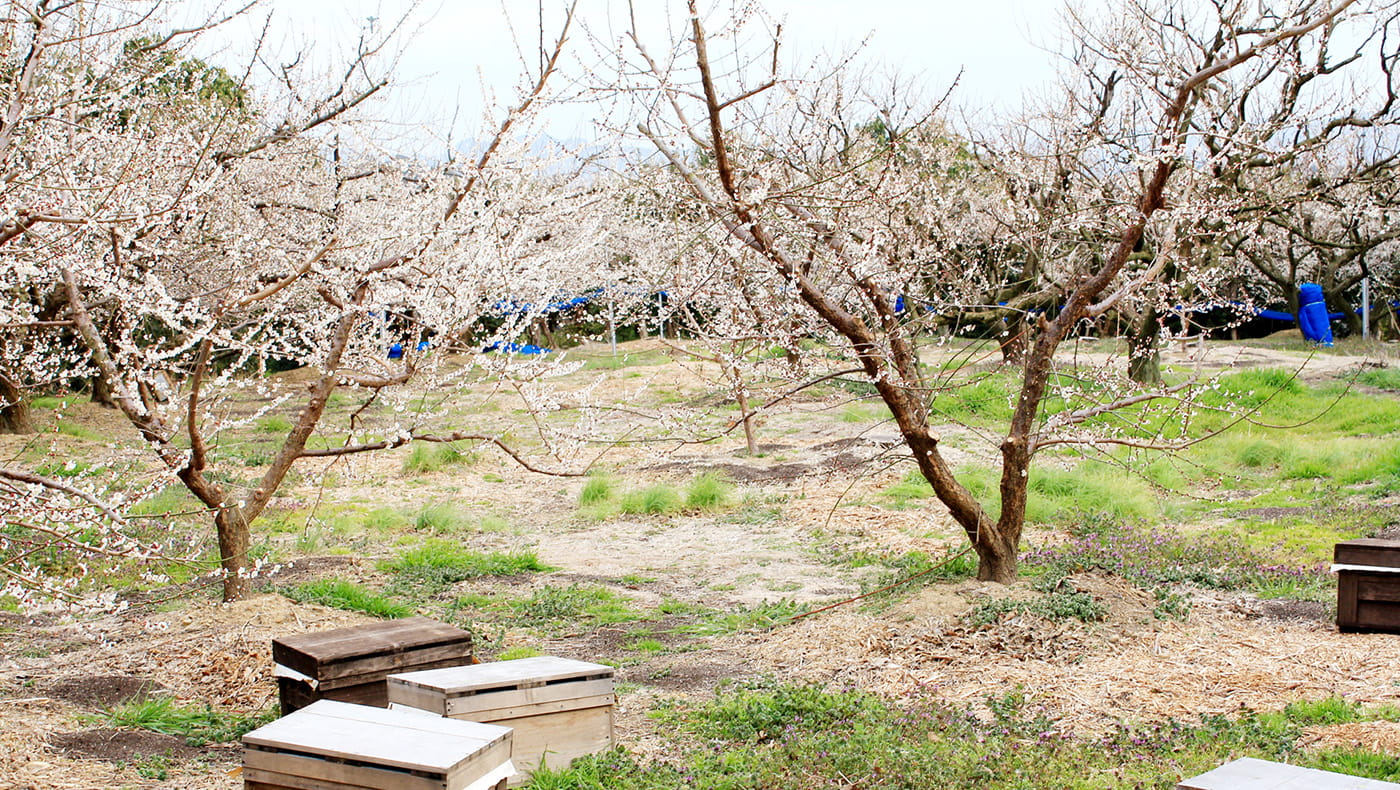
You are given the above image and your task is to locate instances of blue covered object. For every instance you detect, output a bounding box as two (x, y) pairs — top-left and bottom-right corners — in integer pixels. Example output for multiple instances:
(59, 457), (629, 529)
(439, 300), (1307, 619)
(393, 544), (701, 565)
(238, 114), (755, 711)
(483, 341), (550, 355)
(1297, 283), (1334, 346)
(387, 342), (404, 359)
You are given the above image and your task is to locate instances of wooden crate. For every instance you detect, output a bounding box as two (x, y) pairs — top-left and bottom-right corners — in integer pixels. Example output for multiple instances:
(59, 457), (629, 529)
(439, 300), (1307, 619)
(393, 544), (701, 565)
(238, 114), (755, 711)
(273, 617), (475, 714)
(242, 699), (513, 790)
(388, 656), (615, 782)
(1178, 756), (1400, 789)
(1334, 539), (1400, 634)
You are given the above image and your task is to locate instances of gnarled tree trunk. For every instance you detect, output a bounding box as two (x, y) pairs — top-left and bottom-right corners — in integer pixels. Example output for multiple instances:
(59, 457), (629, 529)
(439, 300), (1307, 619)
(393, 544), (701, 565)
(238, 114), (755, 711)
(0, 373), (33, 434)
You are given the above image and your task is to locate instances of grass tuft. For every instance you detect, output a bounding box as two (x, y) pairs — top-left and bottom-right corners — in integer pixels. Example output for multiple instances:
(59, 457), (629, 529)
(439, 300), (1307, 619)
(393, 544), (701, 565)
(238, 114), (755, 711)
(384, 540), (554, 587)
(402, 442), (474, 474)
(684, 472), (732, 511)
(93, 697), (274, 746)
(283, 579), (412, 618)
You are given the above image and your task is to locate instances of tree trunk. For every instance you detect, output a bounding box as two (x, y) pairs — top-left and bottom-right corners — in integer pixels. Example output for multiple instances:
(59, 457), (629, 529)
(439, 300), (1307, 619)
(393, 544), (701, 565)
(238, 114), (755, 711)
(90, 374), (116, 408)
(1127, 309), (1163, 386)
(998, 316), (1028, 364)
(215, 507), (252, 603)
(0, 373), (34, 434)
(974, 538), (1018, 583)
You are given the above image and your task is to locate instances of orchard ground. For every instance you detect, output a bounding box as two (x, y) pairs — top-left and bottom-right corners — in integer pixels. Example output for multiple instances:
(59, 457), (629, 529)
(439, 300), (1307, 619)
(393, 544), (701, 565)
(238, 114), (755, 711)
(4, 335), (1400, 788)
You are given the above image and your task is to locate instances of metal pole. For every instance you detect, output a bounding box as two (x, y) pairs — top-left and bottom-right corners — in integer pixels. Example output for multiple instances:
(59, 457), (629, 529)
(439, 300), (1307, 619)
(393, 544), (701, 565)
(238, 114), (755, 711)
(1363, 277), (1371, 341)
(608, 293), (617, 356)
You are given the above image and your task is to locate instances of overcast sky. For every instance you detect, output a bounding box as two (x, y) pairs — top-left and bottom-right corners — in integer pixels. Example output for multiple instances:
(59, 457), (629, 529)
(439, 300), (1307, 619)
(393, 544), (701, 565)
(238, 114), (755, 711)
(188, 0), (1068, 145)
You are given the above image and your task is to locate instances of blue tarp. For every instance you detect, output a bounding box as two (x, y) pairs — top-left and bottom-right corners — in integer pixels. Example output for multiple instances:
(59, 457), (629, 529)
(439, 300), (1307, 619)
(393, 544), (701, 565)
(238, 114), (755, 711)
(483, 341), (550, 355)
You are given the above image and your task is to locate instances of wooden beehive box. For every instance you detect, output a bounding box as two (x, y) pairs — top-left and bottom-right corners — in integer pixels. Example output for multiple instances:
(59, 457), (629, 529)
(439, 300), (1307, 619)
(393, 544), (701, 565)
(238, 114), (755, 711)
(1178, 756), (1400, 789)
(242, 699), (514, 790)
(388, 656), (615, 782)
(1335, 538), (1400, 634)
(273, 617), (475, 714)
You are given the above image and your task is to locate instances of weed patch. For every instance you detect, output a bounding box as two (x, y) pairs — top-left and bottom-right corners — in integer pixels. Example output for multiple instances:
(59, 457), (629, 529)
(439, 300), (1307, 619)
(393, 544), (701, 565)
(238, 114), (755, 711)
(507, 584), (643, 629)
(384, 540), (553, 589)
(282, 579), (412, 618)
(92, 697), (274, 746)
(533, 684), (1400, 789)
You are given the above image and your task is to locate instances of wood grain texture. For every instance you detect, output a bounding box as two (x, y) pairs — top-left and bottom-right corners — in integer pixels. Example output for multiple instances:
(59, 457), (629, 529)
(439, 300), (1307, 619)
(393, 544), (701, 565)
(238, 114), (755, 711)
(390, 657), (612, 695)
(1335, 539), (1400, 568)
(1337, 571), (1400, 633)
(273, 618), (472, 679)
(244, 700), (511, 778)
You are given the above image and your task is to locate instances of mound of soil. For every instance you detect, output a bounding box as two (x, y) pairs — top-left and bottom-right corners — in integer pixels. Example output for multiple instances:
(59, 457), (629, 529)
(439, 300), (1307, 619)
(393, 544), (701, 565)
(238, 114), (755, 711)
(45, 676), (167, 709)
(50, 729), (233, 763)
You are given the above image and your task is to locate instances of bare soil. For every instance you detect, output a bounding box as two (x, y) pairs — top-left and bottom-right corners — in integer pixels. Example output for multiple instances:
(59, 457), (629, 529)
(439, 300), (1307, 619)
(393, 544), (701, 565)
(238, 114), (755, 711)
(3, 338), (1400, 788)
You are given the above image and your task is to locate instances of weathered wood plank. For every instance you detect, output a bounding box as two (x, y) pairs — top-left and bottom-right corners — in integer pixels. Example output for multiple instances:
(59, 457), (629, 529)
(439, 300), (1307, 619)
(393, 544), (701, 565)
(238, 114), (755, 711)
(1357, 579), (1400, 604)
(245, 766), (419, 790)
(244, 700), (511, 775)
(244, 751), (448, 790)
(1178, 757), (1400, 789)
(448, 693), (615, 723)
(392, 676), (613, 716)
(1335, 539), (1400, 568)
(499, 707), (615, 782)
(273, 618), (472, 679)
(1339, 570), (1400, 633)
(392, 657), (612, 695)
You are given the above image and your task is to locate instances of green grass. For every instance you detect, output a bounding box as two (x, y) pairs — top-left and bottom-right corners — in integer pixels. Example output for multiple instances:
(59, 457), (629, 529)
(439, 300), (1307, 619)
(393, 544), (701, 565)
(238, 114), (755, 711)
(256, 414), (293, 433)
(841, 548), (978, 596)
(129, 486), (201, 516)
(414, 502), (470, 534)
(578, 473), (740, 520)
(670, 600), (803, 636)
(383, 540), (554, 587)
(881, 462), (1158, 525)
(619, 485), (682, 516)
(931, 372), (1015, 426)
(684, 472), (732, 511)
(1024, 519), (1335, 602)
(283, 579), (413, 618)
(402, 442), (475, 474)
(497, 645), (544, 661)
(527, 685), (1400, 789)
(579, 475), (615, 506)
(53, 420), (106, 441)
(507, 584), (644, 629)
(1354, 366), (1400, 391)
(92, 697), (274, 746)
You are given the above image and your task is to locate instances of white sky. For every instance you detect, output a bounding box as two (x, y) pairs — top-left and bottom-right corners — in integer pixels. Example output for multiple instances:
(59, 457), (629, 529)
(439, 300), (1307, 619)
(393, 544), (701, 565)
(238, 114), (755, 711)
(188, 0), (1068, 145)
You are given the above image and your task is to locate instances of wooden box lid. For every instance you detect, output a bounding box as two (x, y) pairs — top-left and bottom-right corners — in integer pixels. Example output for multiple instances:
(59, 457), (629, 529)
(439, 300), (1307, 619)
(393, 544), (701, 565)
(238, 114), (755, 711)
(273, 617), (472, 681)
(243, 699), (511, 784)
(1334, 539), (1400, 568)
(390, 656), (613, 698)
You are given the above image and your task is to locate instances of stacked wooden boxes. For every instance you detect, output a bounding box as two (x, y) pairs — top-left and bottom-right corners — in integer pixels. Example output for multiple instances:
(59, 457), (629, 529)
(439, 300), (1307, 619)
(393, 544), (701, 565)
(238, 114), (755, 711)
(242, 699), (514, 790)
(1335, 538), (1400, 633)
(273, 617), (475, 714)
(388, 656), (616, 782)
